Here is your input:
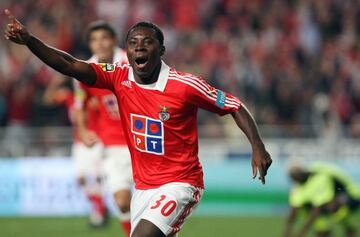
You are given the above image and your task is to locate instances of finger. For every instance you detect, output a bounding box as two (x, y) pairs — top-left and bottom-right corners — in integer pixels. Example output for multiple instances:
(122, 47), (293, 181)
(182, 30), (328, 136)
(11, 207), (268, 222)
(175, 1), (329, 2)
(258, 166), (266, 184)
(252, 163), (257, 179)
(261, 163), (268, 176)
(6, 24), (17, 36)
(6, 23), (14, 32)
(260, 175), (265, 184)
(4, 9), (15, 21)
(4, 30), (13, 39)
(263, 158), (272, 173)
(4, 9), (21, 27)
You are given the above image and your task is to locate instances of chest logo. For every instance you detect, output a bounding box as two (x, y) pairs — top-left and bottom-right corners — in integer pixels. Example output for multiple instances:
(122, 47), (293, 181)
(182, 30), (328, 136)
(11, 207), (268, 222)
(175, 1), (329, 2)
(158, 106), (171, 121)
(131, 114), (164, 155)
(121, 80), (132, 88)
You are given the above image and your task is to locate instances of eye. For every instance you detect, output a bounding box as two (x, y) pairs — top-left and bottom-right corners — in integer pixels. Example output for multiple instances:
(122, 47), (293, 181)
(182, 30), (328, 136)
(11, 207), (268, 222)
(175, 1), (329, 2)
(144, 39), (153, 45)
(128, 40), (136, 46)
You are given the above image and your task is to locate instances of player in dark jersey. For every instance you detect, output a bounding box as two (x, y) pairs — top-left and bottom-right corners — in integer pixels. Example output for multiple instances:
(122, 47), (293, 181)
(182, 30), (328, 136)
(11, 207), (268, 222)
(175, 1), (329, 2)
(4, 10), (272, 237)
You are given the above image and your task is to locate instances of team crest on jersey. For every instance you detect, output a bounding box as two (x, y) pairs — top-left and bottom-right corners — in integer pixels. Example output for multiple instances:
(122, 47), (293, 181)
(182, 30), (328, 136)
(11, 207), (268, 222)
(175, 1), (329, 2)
(102, 94), (120, 119)
(131, 114), (164, 155)
(158, 106), (171, 121)
(100, 63), (115, 72)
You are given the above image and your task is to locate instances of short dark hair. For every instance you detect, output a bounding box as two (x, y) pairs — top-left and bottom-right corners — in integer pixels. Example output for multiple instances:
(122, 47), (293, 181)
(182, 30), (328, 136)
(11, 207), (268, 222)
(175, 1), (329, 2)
(85, 20), (117, 42)
(126, 22), (164, 46)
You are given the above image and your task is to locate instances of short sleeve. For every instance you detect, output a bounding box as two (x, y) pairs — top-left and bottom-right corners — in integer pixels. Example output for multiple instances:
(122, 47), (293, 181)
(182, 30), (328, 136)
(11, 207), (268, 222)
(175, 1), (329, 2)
(90, 63), (124, 91)
(289, 185), (306, 208)
(185, 76), (241, 115)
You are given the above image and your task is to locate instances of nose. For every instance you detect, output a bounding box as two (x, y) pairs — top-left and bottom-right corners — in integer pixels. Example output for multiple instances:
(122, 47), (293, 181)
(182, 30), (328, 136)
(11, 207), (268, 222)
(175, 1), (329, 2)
(135, 41), (145, 51)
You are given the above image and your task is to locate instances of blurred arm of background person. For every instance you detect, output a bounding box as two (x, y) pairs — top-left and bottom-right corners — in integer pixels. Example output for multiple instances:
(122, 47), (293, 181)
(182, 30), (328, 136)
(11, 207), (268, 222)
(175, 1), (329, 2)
(42, 74), (69, 106)
(295, 207), (321, 237)
(231, 104), (272, 184)
(283, 207), (299, 237)
(4, 9), (97, 86)
(73, 81), (99, 147)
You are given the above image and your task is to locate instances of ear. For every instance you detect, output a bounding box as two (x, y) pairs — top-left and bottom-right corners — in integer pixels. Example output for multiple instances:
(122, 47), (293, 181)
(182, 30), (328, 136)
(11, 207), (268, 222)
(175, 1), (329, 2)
(159, 45), (165, 56)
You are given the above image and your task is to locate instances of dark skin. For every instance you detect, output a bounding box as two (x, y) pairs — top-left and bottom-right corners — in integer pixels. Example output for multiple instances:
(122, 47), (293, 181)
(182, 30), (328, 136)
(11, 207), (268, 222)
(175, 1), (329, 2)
(4, 9), (272, 237)
(126, 27), (165, 84)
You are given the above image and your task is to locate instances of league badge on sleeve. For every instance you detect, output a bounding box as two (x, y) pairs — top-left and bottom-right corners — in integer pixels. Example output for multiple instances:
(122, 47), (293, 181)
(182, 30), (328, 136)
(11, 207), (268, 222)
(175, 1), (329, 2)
(158, 106), (171, 121)
(100, 63), (115, 72)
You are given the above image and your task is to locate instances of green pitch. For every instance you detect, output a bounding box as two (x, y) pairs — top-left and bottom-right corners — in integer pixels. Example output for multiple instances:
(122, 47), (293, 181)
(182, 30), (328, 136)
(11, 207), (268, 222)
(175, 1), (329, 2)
(1, 216), (283, 237)
(0, 215), (359, 237)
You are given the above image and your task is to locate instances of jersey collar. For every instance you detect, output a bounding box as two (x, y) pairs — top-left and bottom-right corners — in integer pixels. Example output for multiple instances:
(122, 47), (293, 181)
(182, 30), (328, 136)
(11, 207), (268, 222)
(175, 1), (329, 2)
(128, 60), (170, 92)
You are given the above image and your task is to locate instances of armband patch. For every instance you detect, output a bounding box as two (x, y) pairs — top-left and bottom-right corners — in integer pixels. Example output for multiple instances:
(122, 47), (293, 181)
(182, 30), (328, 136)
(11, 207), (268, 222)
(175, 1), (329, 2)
(215, 90), (226, 108)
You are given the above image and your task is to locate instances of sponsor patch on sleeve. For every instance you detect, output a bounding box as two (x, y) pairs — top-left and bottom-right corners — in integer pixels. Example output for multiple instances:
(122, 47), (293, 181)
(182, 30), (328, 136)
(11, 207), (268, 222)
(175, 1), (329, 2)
(215, 90), (226, 108)
(100, 63), (115, 72)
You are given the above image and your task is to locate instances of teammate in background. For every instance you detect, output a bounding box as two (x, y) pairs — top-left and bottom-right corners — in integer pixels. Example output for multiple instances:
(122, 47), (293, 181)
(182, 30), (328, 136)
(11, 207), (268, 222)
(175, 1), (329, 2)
(4, 11), (272, 237)
(42, 73), (106, 228)
(74, 20), (132, 235)
(283, 163), (360, 237)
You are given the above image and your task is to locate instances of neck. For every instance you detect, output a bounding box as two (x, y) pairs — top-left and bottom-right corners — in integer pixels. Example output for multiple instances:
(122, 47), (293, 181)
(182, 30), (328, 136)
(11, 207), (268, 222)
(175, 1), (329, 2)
(134, 62), (162, 85)
(98, 52), (114, 64)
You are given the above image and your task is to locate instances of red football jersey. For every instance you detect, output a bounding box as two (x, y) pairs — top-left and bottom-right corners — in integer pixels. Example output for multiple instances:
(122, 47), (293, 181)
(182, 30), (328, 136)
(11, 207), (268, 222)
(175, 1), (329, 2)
(77, 83), (127, 146)
(73, 47), (128, 145)
(73, 80), (99, 142)
(90, 61), (241, 189)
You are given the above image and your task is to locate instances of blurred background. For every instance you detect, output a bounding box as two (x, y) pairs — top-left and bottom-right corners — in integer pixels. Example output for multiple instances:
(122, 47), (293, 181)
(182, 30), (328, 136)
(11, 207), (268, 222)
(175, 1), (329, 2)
(0, 0), (359, 236)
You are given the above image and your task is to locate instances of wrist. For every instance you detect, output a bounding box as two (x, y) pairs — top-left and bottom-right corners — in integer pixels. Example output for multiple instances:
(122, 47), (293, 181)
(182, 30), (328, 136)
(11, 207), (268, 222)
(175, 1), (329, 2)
(24, 34), (33, 46)
(251, 141), (265, 151)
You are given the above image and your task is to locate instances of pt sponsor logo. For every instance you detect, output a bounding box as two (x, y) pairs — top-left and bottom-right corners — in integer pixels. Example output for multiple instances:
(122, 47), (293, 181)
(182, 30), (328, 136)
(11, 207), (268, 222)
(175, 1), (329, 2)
(131, 114), (164, 155)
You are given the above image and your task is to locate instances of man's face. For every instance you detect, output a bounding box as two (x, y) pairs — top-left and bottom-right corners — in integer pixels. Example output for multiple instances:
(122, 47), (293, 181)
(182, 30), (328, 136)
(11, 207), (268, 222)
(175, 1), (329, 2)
(126, 27), (164, 80)
(88, 29), (116, 62)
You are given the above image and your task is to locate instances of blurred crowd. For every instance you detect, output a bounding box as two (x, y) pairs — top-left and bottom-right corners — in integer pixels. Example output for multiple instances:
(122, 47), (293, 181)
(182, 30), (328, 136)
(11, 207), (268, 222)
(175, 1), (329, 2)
(1, 0), (360, 139)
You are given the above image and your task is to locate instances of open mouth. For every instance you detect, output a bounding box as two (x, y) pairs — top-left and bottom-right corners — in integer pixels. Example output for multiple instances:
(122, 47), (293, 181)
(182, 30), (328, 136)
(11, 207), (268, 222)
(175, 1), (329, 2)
(135, 57), (148, 68)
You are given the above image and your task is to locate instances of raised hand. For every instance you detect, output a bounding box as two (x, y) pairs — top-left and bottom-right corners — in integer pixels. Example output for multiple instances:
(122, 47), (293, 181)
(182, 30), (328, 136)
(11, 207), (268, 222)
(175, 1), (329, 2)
(251, 146), (272, 184)
(4, 9), (31, 44)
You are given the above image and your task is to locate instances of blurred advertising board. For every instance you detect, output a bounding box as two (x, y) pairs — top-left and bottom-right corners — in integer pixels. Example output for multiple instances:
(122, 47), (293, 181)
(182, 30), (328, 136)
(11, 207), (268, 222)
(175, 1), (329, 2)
(0, 157), (359, 216)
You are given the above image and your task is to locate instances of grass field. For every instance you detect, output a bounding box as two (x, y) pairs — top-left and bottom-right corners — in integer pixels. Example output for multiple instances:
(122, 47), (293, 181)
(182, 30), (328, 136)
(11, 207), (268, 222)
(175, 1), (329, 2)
(1, 215), (359, 237)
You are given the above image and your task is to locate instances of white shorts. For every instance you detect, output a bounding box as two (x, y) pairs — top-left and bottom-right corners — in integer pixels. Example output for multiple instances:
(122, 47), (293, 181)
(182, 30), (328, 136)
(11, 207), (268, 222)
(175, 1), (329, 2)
(130, 182), (203, 236)
(72, 142), (103, 178)
(103, 145), (133, 193)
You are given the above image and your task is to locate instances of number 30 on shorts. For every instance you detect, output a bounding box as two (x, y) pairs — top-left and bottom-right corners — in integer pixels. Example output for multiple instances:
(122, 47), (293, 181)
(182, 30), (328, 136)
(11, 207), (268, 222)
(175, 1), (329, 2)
(150, 195), (177, 217)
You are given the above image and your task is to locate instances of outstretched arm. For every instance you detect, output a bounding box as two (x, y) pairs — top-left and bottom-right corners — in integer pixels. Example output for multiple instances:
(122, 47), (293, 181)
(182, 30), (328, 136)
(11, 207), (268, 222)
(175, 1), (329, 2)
(3, 9), (96, 85)
(231, 105), (272, 184)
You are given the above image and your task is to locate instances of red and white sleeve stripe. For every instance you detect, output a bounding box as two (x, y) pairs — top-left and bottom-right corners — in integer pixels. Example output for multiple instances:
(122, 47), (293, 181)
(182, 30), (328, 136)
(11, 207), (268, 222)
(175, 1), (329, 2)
(169, 70), (241, 109)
